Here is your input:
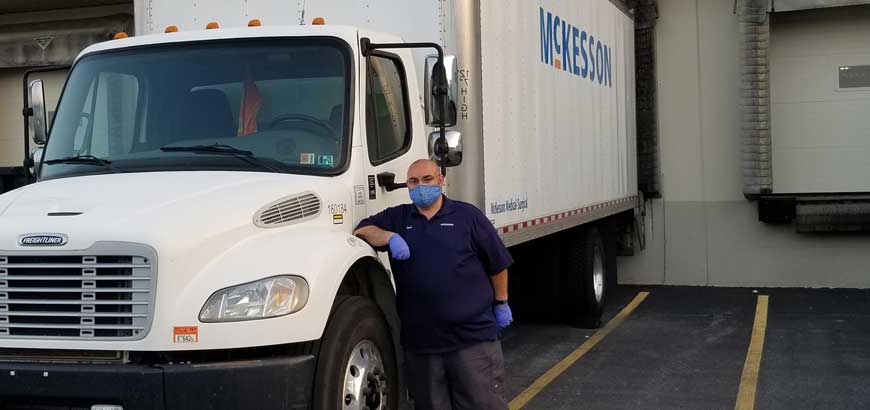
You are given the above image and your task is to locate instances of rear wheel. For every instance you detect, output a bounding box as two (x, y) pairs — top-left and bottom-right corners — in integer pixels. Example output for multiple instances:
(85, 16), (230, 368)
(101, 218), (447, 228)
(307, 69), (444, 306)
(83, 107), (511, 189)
(313, 296), (398, 410)
(561, 227), (608, 328)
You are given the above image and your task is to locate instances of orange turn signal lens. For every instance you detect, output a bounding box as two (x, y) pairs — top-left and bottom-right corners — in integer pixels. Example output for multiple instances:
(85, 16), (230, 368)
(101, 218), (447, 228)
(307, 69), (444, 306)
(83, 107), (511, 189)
(312, 17), (325, 25)
(206, 22), (220, 29)
(164, 25), (179, 33)
(248, 19), (262, 27)
(113, 32), (128, 39)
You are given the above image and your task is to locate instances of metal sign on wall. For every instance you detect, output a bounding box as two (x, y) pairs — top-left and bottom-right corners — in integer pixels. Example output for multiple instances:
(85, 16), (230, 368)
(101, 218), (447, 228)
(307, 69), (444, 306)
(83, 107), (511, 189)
(0, 14), (132, 68)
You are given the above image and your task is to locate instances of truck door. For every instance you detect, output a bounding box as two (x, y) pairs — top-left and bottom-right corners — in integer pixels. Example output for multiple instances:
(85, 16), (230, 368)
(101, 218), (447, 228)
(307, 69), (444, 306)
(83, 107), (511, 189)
(362, 48), (419, 215)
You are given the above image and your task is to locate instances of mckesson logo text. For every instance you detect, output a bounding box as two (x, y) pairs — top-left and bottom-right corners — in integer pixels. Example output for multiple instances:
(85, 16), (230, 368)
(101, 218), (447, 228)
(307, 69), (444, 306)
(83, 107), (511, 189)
(539, 7), (613, 87)
(19, 235), (67, 246)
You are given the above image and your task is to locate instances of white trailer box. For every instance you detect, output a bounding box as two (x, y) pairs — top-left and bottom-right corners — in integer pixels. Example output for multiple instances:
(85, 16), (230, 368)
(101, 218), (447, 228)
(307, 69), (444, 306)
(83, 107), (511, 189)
(479, 2), (637, 245)
(3, 1), (637, 408)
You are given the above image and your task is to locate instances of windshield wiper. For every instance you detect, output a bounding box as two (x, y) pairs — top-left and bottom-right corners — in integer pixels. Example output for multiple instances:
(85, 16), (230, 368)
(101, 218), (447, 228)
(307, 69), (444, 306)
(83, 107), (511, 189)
(160, 144), (283, 173)
(43, 154), (119, 173)
(44, 154), (112, 166)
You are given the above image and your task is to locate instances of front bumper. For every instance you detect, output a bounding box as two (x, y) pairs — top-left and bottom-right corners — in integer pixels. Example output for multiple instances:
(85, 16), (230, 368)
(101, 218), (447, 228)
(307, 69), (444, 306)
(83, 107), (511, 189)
(0, 354), (316, 410)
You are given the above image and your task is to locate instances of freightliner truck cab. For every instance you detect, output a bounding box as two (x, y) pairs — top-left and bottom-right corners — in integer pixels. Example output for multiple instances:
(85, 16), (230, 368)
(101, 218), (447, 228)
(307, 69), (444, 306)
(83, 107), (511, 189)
(2, 23), (460, 410)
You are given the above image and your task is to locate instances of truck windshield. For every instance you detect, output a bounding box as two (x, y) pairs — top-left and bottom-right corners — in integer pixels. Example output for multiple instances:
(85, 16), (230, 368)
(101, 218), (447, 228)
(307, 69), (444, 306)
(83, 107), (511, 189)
(41, 38), (352, 180)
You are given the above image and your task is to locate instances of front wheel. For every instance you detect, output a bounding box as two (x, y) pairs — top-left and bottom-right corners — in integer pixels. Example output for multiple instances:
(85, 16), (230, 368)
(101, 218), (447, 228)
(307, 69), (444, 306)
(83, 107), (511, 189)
(312, 296), (398, 410)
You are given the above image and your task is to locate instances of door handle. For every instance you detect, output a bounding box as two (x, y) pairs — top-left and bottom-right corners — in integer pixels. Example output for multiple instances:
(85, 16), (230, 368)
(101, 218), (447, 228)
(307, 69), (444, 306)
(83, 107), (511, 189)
(377, 172), (407, 192)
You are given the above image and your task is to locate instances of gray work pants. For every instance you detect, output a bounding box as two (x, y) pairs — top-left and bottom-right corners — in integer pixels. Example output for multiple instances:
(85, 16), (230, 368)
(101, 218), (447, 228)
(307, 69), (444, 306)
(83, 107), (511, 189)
(405, 340), (507, 410)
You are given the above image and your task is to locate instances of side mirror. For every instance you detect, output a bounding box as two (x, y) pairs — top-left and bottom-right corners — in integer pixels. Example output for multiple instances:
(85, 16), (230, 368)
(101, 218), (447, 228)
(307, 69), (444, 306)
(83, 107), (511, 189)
(428, 131), (463, 167)
(29, 147), (44, 178)
(28, 80), (48, 146)
(424, 55), (458, 127)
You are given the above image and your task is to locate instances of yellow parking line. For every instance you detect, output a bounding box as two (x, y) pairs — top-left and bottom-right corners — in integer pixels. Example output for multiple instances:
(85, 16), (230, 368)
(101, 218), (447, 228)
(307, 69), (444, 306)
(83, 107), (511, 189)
(509, 291), (650, 410)
(735, 295), (769, 410)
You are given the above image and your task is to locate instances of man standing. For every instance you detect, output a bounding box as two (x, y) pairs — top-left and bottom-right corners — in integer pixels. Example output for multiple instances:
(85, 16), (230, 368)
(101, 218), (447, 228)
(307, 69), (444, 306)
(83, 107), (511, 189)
(354, 159), (513, 410)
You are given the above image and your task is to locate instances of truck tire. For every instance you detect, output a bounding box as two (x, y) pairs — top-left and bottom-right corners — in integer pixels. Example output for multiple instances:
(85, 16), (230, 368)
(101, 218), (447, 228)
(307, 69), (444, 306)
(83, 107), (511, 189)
(313, 295), (398, 410)
(561, 227), (608, 328)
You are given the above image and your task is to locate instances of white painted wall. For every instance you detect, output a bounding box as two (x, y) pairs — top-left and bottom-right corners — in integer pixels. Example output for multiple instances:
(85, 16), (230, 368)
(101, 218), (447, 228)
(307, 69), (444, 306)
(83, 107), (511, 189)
(619, 0), (870, 288)
(770, 7), (870, 193)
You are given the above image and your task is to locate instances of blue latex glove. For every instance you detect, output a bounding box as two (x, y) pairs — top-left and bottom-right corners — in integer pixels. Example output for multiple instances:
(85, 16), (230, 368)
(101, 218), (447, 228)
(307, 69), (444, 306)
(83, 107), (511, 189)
(494, 303), (513, 329)
(388, 233), (410, 260)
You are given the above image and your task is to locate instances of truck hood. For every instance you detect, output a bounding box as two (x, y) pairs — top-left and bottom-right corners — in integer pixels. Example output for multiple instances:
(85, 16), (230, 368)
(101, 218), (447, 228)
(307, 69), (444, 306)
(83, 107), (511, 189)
(0, 171), (370, 350)
(0, 171), (352, 251)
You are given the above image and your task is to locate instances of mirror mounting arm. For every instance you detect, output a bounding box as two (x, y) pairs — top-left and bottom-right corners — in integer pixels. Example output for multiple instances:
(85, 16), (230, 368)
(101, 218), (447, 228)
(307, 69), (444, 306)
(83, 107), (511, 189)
(377, 172), (408, 192)
(361, 38), (450, 176)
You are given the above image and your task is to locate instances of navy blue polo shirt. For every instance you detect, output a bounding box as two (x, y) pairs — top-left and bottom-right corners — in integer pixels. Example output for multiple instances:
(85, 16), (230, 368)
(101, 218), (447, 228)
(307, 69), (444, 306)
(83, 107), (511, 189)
(356, 195), (513, 353)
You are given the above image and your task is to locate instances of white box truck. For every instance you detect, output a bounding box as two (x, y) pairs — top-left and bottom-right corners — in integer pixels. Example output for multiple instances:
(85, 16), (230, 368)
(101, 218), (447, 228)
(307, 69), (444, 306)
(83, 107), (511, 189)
(1, 0), (637, 408)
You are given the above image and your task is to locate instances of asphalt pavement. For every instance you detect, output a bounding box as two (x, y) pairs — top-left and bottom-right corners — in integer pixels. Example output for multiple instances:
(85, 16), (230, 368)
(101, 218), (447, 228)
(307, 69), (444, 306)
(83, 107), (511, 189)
(501, 286), (870, 410)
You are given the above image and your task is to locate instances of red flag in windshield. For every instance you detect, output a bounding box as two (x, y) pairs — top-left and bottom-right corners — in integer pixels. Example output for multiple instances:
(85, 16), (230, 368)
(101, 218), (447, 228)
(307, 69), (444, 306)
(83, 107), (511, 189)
(238, 72), (262, 136)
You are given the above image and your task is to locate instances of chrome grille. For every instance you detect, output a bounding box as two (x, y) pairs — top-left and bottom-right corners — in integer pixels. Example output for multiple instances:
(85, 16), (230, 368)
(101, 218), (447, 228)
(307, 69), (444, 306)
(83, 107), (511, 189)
(0, 250), (154, 340)
(255, 192), (321, 227)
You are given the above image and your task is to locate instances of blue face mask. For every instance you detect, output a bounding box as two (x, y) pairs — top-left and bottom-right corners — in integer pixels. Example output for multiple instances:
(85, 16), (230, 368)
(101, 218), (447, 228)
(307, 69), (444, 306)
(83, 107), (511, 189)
(409, 185), (442, 208)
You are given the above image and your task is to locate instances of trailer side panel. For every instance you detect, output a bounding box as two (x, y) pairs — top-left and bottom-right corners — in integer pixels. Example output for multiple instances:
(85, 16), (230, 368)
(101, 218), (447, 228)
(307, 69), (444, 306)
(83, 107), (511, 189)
(479, 0), (637, 245)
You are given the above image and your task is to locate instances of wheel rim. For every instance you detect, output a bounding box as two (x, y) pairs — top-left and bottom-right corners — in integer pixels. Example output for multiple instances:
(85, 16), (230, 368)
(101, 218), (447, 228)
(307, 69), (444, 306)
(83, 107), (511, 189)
(592, 245), (605, 304)
(342, 339), (388, 410)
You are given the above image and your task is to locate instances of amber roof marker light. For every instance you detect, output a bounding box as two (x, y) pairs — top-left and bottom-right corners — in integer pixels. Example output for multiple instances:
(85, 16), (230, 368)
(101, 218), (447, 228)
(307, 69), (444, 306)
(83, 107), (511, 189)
(206, 22), (220, 29)
(164, 25), (179, 33)
(248, 19), (262, 27)
(113, 32), (128, 39)
(312, 17), (325, 25)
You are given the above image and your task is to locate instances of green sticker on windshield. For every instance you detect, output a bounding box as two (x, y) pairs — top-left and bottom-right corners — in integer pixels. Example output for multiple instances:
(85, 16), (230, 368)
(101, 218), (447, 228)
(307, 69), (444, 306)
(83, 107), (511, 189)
(317, 155), (334, 167)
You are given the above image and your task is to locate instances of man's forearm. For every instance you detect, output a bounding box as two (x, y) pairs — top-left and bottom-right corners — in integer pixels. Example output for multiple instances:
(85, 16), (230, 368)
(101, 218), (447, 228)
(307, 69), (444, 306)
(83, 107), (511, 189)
(490, 269), (508, 301)
(353, 225), (395, 247)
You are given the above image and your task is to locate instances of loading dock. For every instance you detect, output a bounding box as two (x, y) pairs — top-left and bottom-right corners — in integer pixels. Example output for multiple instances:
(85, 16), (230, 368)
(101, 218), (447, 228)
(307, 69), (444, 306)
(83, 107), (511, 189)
(0, 0), (869, 408)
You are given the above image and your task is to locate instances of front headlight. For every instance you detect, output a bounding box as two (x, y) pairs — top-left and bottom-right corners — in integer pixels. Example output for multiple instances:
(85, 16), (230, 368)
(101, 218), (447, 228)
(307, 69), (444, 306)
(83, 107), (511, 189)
(199, 276), (309, 322)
